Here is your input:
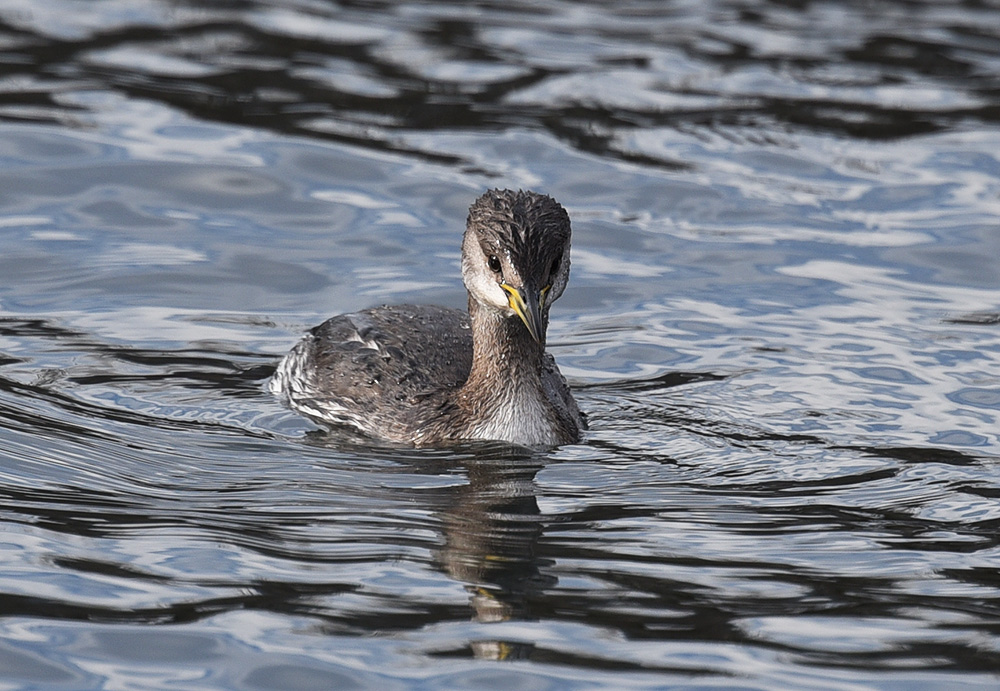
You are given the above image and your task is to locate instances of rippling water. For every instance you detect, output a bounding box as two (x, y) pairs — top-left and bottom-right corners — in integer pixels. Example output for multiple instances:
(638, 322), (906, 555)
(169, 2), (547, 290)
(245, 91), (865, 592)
(2, 0), (1000, 688)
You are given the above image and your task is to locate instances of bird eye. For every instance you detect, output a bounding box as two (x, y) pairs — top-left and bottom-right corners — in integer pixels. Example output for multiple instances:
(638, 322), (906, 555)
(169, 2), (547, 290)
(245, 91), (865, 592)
(487, 254), (502, 273)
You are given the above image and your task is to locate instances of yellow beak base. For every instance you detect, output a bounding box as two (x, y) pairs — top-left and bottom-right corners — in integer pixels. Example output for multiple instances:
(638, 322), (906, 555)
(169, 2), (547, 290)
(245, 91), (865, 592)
(501, 284), (543, 343)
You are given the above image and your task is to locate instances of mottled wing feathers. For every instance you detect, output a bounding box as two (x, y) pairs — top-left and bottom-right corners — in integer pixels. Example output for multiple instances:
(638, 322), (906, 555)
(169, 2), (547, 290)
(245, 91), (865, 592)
(275, 305), (473, 436)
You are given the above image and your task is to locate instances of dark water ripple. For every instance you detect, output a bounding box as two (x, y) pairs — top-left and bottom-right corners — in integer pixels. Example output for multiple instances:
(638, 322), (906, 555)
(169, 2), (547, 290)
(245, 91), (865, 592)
(3, 0), (1000, 161)
(1, 0), (1000, 688)
(2, 313), (1000, 685)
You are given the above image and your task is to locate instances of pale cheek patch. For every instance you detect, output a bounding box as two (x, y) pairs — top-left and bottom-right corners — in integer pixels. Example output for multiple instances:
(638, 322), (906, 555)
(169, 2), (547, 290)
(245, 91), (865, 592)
(471, 273), (510, 311)
(463, 240), (514, 311)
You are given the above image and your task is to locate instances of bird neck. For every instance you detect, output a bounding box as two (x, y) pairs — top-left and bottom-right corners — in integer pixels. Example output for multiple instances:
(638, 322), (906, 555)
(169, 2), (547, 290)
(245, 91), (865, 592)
(451, 295), (570, 446)
(463, 296), (547, 391)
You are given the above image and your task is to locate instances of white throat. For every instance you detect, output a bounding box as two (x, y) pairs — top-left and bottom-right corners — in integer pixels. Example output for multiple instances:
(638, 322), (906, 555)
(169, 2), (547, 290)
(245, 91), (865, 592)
(465, 383), (560, 446)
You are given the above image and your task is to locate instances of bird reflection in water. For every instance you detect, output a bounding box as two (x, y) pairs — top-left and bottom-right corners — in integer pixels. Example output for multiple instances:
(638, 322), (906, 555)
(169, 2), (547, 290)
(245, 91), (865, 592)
(437, 448), (554, 661)
(300, 433), (557, 661)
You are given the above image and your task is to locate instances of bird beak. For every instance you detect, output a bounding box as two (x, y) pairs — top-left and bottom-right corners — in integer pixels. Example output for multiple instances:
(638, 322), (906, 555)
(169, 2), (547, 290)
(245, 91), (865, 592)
(501, 283), (544, 343)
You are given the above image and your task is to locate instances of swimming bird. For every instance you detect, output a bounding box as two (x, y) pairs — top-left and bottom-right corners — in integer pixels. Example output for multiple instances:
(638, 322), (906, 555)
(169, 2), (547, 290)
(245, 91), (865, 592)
(269, 189), (584, 446)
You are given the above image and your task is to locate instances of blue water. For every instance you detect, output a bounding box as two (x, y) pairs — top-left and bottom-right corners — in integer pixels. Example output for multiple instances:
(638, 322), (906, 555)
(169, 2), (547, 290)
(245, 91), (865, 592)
(1, 0), (999, 688)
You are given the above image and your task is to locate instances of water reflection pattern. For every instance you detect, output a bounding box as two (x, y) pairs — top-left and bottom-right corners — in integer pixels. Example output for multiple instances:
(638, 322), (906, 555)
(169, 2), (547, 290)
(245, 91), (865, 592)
(0, 0), (1000, 688)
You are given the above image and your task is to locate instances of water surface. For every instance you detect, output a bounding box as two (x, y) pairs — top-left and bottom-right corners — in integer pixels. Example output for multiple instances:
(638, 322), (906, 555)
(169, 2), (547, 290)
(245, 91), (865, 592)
(1, 0), (1000, 688)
